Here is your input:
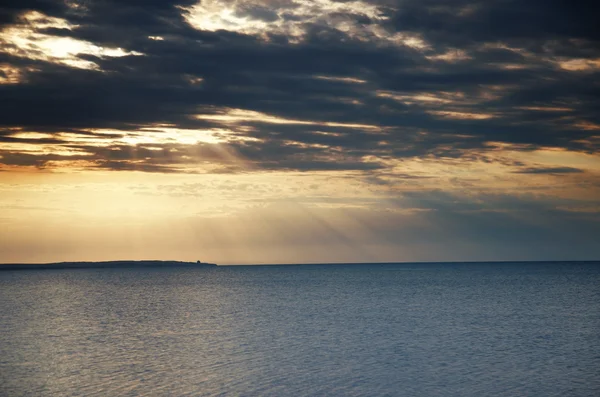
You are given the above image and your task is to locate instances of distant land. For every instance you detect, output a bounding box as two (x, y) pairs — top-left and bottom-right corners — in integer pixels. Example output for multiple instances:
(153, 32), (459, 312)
(1, 260), (598, 270)
(0, 260), (218, 271)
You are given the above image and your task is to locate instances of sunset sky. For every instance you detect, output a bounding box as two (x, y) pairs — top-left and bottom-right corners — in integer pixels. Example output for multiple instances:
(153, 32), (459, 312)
(1, 0), (599, 264)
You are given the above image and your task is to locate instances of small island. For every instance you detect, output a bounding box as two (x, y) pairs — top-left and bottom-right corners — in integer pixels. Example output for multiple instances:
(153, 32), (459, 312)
(0, 260), (218, 271)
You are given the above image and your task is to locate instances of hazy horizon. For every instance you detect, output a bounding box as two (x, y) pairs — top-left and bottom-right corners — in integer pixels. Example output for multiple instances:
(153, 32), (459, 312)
(2, 259), (599, 267)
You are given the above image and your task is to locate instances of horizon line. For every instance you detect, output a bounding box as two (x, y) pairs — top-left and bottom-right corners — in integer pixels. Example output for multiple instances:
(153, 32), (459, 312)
(2, 259), (599, 267)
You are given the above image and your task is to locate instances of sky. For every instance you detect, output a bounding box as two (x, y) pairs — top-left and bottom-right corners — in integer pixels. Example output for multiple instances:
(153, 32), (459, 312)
(0, 0), (599, 264)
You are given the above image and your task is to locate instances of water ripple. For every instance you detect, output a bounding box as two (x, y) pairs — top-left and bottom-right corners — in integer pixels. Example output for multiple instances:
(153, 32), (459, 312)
(1, 263), (599, 396)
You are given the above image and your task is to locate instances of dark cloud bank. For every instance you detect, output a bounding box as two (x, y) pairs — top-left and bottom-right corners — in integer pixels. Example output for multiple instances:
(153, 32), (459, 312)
(0, 0), (598, 173)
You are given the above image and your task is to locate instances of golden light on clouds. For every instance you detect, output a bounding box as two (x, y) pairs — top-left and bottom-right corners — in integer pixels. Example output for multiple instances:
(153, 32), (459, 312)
(0, 63), (31, 84)
(183, 0), (386, 38)
(121, 126), (226, 145)
(425, 49), (471, 63)
(182, 0), (430, 48)
(377, 91), (456, 105)
(513, 147), (600, 172)
(1, 11), (142, 70)
(517, 106), (574, 112)
(375, 89), (505, 108)
(427, 110), (496, 120)
(195, 108), (380, 130)
(314, 75), (367, 84)
(574, 121), (600, 131)
(558, 58), (600, 71)
(0, 123), (261, 174)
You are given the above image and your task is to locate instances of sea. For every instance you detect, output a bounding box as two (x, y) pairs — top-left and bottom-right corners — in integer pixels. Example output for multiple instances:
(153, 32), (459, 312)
(1, 262), (599, 396)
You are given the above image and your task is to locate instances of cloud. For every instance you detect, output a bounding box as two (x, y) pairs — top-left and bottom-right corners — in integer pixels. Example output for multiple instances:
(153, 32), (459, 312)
(387, 0), (600, 47)
(0, 0), (598, 176)
(512, 166), (584, 175)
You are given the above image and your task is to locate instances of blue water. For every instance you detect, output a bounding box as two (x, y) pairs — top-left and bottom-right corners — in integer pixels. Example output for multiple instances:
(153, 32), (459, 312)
(1, 262), (599, 396)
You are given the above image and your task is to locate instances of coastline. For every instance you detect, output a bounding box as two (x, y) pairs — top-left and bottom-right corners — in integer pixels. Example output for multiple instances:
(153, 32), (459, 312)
(0, 260), (218, 271)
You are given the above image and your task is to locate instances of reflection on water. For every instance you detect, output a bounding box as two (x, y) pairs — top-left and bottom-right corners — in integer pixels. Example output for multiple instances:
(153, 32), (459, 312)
(1, 263), (599, 396)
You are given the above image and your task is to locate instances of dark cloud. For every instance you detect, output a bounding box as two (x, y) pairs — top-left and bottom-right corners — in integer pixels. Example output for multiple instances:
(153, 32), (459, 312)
(0, 0), (68, 26)
(25, 136), (387, 172)
(388, 0), (600, 48)
(236, 4), (280, 22)
(513, 166), (585, 175)
(0, 0), (599, 173)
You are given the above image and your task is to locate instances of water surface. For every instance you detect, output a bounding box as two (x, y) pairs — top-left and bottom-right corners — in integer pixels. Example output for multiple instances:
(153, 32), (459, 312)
(1, 262), (599, 396)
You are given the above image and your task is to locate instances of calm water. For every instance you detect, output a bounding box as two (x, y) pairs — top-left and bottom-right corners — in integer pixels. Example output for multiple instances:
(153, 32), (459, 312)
(1, 262), (599, 396)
